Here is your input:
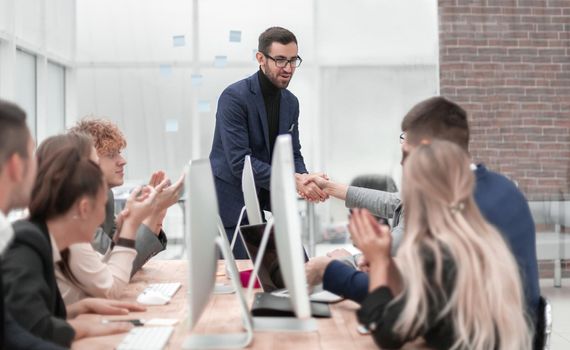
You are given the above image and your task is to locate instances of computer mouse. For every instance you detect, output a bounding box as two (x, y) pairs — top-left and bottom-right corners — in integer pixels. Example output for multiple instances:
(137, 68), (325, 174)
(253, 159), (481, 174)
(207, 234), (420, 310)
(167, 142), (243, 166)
(136, 290), (170, 305)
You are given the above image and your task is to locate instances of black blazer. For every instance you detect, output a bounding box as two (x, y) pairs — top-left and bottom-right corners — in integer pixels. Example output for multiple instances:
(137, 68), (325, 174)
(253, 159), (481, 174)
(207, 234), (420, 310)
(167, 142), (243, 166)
(2, 220), (74, 347)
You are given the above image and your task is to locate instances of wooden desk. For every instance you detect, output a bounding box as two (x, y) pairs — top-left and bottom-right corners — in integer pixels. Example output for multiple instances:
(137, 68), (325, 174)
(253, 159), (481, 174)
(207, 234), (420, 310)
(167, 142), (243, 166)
(72, 260), (377, 350)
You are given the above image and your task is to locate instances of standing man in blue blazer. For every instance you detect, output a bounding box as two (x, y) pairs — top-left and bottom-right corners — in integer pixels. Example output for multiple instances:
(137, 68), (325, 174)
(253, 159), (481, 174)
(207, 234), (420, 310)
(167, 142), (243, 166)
(210, 27), (327, 258)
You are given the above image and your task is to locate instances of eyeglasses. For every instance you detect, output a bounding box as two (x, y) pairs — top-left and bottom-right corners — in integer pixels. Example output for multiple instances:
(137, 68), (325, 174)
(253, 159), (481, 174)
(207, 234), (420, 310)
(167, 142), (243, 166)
(263, 53), (303, 68)
(399, 132), (406, 144)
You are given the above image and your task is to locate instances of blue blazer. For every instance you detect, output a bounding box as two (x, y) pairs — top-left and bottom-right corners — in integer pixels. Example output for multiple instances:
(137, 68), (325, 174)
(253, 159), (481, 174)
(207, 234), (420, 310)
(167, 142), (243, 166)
(210, 72), (307, 228)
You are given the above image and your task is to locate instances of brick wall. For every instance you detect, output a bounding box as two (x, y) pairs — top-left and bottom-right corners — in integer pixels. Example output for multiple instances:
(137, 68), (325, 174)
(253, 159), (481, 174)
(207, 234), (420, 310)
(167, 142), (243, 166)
(438, 0), (570, 202)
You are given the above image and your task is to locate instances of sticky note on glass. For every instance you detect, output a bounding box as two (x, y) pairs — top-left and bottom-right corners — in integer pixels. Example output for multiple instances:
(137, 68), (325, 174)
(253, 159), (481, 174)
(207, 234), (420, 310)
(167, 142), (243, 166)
(191, 74), (203, 87)
(173, 35), (186, 47)
(214, 55), (227, 68)
(229, 30), (241, 43)
(198, 100), (211, 113)
(159, 64), (172, 77)
(165, 119), (179, 132)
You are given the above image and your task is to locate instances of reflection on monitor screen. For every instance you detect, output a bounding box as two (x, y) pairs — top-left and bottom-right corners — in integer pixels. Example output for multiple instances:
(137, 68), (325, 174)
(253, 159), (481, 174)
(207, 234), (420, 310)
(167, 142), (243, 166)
(240, 223), (309, 293)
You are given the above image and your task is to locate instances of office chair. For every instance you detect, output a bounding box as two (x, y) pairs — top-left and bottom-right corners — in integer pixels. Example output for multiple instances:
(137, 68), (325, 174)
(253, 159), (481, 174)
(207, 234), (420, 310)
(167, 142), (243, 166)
(534, 296), (552, 350)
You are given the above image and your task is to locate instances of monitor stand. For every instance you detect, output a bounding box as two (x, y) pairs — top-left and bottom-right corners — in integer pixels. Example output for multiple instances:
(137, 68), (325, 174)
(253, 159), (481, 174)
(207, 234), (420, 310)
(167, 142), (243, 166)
(253, 316), (317, 332)
(246, 218), (275, 300)
(213, 216), (237, 295)
(246, 218), (317, 333)
(182, 235), (253, 349)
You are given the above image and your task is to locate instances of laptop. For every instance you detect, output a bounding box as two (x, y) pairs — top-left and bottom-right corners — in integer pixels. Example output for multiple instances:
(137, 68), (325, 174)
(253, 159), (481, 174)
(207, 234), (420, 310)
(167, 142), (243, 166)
(239, 223), (343, 304)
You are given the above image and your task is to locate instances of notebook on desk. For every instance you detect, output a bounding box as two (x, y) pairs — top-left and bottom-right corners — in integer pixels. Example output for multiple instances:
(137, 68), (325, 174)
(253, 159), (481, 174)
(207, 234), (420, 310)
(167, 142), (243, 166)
(240, 223), (342, 305)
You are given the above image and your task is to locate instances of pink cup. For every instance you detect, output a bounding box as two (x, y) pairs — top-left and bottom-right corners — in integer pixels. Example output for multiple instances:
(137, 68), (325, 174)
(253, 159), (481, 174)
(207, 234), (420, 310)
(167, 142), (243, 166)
(239, 269), (260, 289)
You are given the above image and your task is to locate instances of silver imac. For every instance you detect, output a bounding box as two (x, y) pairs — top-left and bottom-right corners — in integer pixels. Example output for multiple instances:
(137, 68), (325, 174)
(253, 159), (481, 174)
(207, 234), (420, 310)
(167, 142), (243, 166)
(182, 159), (252, 349)
(230, 155), (263, 251)
(252, 135), (317, 332)
(242, 155), (263, 225)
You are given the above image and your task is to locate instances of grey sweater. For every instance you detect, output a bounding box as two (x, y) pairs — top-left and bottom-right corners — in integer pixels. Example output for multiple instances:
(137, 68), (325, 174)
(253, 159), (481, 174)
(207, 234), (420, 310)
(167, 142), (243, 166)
(345, 186), (404, 254)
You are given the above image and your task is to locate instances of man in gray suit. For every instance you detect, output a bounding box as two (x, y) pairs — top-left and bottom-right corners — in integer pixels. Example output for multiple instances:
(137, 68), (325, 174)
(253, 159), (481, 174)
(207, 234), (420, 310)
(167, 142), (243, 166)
(70, 118), (183, 275)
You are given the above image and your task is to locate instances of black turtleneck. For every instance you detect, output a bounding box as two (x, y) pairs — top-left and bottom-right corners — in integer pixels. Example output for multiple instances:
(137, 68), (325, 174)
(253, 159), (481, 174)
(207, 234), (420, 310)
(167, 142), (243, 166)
(257, 69), (281, 156)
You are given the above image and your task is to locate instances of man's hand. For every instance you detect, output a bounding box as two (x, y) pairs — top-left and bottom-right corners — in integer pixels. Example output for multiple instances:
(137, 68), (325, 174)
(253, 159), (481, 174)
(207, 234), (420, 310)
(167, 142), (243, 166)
(356, 254), (370, 273)
(143, 170), (184, 235)
(150, 171), (184, 212)
(326, 248), (352, 259)
(302, 175), (349, 201)
(305, 256), (333, 286)
(114, 185), (159, 240)
(295, 173), (329, 202)
(303, 173), (330, 191)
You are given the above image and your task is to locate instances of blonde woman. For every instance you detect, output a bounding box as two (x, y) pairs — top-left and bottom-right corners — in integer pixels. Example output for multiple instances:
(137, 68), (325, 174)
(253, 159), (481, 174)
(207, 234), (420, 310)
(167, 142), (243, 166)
(352, 140), (531, 350)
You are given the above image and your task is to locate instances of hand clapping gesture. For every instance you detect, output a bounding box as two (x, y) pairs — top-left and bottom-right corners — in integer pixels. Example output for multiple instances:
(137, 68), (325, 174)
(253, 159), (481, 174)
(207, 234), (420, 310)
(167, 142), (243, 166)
(348, 209), (392, 266)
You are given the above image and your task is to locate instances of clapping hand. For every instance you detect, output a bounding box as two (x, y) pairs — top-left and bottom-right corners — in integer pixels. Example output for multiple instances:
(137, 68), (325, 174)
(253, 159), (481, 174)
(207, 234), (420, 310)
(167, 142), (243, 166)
(114, 185), (159, 240)
(125, 185), (159, 223)
(148, 171), (185, 212)
(348, 209), (392, 264)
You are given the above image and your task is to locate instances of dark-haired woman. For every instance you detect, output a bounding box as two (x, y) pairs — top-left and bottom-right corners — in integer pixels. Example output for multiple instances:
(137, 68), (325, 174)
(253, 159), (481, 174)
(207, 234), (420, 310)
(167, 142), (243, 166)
(1, 145), (156, 347)
(34, 133), (168, 304)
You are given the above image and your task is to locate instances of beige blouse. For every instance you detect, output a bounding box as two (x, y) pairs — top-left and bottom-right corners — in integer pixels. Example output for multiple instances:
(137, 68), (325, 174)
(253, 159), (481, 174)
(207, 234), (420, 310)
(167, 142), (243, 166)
(55, 240), (136, 305)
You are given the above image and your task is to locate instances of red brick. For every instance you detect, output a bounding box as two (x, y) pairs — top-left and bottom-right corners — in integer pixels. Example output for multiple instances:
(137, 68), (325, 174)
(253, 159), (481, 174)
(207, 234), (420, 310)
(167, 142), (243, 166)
(530, 32), (559, 40)
(517, 39), (550, 47)
(439, 0), (570, 201)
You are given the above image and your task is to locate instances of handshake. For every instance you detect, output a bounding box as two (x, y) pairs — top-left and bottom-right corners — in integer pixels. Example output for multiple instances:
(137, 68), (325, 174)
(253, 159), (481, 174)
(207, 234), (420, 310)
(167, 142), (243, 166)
(294, 172), (332, 203)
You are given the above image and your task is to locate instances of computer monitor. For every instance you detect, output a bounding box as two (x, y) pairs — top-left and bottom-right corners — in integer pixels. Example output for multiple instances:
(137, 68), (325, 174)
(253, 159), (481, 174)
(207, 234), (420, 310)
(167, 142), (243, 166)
(242, 155), (263, 225)
(250, 135), (317, 332)
(230, 155), (263, 252)
(240, 223), (309, 292)
(270, 135), (311, 319)
(183, 159), (252, 349)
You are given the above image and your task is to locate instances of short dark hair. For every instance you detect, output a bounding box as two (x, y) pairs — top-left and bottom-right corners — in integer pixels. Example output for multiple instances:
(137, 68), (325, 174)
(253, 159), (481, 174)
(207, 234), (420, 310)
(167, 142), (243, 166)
(0, 100), (30, 171)
(258, 27), (298, 54)
(401, 96), (470, 151)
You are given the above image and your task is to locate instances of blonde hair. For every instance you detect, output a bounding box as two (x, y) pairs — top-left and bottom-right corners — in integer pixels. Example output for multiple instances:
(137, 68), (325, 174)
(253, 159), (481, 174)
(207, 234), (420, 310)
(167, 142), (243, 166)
(394, 140), (531, 350)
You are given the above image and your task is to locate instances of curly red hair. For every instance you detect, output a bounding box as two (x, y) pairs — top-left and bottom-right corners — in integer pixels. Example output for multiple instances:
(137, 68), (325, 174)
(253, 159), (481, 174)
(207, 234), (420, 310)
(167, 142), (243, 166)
(69, 117), (127, 156)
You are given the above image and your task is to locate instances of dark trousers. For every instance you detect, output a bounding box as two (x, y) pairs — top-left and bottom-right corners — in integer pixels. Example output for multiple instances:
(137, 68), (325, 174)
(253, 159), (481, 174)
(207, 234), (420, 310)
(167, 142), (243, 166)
(225, 226), (249, 259)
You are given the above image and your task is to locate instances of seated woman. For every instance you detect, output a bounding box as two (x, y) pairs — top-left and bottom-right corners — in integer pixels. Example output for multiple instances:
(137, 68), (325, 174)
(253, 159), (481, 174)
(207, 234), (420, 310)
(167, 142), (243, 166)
(35, 133), (169, 303)
(352, 140), (531, 350)
(1, 142), (155, 347)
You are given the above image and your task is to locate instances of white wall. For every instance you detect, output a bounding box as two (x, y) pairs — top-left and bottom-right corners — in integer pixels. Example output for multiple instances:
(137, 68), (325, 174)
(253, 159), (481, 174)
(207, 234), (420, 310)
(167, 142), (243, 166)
(74, 0), (439, 222)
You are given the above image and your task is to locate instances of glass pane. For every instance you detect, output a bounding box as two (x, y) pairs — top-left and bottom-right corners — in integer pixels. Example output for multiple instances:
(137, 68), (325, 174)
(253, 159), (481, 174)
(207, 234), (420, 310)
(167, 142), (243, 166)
(46, 61), (66, 139)
(15, 49), (37, 139)
(76, 0), (194, 62)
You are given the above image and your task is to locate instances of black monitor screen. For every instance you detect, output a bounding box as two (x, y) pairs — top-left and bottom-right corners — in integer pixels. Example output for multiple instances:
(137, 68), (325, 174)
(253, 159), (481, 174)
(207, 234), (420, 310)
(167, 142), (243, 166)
(239, 223), (308, 292)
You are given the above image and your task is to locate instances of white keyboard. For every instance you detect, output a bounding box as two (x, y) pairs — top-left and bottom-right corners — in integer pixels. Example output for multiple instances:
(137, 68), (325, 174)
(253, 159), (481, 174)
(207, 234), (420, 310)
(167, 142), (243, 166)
(142, 282), (181, 298)
(117, 327), (174, 350)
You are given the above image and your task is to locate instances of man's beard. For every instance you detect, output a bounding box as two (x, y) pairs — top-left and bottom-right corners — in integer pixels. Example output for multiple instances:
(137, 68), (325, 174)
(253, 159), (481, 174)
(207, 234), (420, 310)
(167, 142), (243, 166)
(264, 63), (290, 89)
